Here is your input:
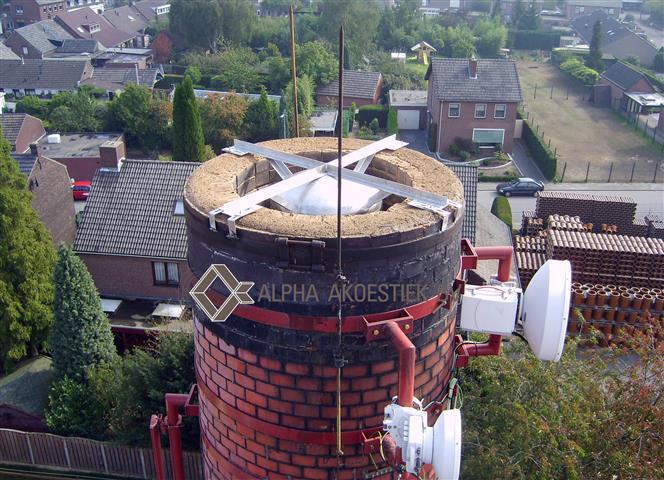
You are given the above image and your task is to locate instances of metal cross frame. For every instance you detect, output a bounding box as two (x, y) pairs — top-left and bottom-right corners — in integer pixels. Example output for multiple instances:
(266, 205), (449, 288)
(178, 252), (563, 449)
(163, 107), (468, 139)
(211, 135), (462, 238)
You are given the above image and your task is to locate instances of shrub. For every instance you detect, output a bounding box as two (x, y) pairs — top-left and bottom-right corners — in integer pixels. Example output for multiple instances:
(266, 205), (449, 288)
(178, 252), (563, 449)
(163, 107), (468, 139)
(448, 143), (461, 157)
(518, 111), (557, 180)
(357, 104), (388, 128)
(509, 30), (562, 50)
(560, 57), (600, 85)
(427, 122), (437, 152)
(490, 196), (513, 228)
(454, 137), (479, 154)
(458, 150), (470, 161)
(369, 118), (380, 135)
(387, 108), (398, 135)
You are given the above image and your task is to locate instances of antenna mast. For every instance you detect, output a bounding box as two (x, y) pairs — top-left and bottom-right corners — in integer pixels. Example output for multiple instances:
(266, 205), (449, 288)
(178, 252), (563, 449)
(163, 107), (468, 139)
(289, 4), (299, 137)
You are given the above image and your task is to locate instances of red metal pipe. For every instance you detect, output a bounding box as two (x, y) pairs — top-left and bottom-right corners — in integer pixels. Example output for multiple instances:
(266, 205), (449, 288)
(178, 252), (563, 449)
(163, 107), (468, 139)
(165, 393), (189, 480)
(384, 321), (416, 407)
(474, 246), (513, 282)
(149, 415), (165, 480)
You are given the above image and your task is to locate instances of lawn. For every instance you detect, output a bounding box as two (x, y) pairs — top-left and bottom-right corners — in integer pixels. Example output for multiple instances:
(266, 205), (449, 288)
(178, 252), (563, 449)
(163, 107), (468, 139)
(517, 60), (663, 183)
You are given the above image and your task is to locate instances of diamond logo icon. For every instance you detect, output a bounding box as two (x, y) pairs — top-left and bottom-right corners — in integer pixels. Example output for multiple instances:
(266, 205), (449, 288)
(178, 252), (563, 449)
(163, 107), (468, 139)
(190, 264), (254, 322)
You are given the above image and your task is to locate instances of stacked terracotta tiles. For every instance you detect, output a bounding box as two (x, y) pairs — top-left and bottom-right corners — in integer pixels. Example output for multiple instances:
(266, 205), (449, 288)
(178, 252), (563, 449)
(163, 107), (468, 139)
(567, 283), (664, 346)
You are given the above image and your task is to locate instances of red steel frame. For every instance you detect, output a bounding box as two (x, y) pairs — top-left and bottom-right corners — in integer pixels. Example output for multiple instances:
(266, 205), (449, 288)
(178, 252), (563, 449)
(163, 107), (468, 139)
(151, 240), (515, 479)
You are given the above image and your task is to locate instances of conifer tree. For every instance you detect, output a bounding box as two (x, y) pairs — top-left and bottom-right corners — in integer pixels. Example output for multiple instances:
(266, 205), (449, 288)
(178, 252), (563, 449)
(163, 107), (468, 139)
(587, 20), (604, 72)
(245, 87), (279, 142)
(172, 76), (205, 162)
(0, 127), (56, 371)
(49, 246), (116, 380)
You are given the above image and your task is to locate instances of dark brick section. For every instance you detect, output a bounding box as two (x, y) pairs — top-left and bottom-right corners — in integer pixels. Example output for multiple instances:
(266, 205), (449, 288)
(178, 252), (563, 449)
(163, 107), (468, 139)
(195, 313), (457, 480)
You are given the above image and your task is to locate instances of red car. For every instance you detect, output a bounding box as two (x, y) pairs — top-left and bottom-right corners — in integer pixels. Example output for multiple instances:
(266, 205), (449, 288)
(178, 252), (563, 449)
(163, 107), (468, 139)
(72, 181), (92, 201)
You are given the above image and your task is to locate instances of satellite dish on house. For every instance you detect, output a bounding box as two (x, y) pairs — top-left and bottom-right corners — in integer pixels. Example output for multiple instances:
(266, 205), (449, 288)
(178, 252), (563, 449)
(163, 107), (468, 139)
(521, 259), (572, 362)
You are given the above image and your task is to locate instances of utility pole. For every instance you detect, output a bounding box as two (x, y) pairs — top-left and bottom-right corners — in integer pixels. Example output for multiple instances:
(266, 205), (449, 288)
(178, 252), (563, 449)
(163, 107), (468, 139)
(289, 4), (299, 137)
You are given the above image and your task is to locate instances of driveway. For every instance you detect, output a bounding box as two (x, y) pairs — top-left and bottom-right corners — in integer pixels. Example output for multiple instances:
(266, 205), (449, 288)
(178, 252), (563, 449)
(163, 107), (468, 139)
(398, 130), (434, 158)
(511, 140), (546, 183)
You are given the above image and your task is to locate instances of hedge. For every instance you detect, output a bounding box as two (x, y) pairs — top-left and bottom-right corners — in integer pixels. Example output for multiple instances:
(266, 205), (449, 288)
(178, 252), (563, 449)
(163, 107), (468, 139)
(358, 105), (388, 128)
(559, 57), (600, 86)
(387, 108), (398, 135)
(509, 30), (562, 51)
(519, 112), (557, 180)
(491, 196), (513, 229)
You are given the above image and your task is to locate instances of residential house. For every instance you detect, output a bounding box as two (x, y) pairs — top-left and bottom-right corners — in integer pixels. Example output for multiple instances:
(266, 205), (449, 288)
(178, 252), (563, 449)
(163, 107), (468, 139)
(570, 10), (658, 67)
(80, 65), (163, 96)
(596, 60), (657, 109)
(388, 90), (427, 130)
(425, 57), (523, 155)
(564, 0), (622, 18)
(3, 0), (67, 30)
(49, 37), (104, 57)
(66, 0), (105, 14)
(0, 58), (93, 96)
(419, 0), (470, 15)
(74, 159), (198, 303)
(3, 20), (73, 59)
(34, 132), (125, 181)
(316, 70), (384, 108)
(102, 5), (150, 47)
(131, 0), (170, 23)
(54, 6), (136, 48)
(91, 47), (154, 69)
(0, 113), (46, 153)
(14, 151), (77, 244)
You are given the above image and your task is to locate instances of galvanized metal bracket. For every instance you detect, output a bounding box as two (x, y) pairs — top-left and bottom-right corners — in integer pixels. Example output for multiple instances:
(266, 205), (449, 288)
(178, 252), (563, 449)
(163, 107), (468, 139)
(275, 237), (325, 271)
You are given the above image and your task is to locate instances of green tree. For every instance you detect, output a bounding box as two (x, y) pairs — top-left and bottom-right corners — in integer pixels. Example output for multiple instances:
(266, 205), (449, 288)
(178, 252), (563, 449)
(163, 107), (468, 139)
(88, 333), (197, 447)
(655, 47), (664, 73)
(218, 0), (257, 45)
(172, 76), (205, 162)
(387, 108), (398, 135)
(49, 246), (116, 381)
(442, 24), (476, 58)
(245, 88), (279, 143)
(512, 0), (525, 27)
(318, 0), (380, 67)
(586, 19), (604, 71)
(518, 2), (541, 30)
(262, 46), (291, 93)
(474, 17), (508, 57)
(646, 0), (664, 27)
(45, 376), (107, 438)
(297, 41), (338, 87)
(184, 66), (202, 85)
(209, 47), (261, 92)
(15, 95), (49, 118)
(376, 0), (420, 51)
(169, 0), (223, 50)
(0, 129), (56, 371)
(283, 75), (315, 119)
(198, 94), (249, 152)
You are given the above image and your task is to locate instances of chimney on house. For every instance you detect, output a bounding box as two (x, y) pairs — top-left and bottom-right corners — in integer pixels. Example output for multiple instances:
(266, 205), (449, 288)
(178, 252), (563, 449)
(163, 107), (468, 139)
(469, 56), (478, 79)
(29, 143), (39, 156)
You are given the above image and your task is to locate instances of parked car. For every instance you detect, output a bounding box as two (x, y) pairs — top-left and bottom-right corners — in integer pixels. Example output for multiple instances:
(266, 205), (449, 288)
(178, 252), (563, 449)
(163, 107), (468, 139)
(72, 181), (92, 201)
(496, 178), (544, 197)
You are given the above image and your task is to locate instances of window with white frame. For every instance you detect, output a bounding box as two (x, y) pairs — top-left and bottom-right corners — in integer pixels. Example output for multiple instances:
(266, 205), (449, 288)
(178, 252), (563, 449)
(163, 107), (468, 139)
(153, 261), (179, 286)
(448, 103), (460, 118)
(16, 5), (24, 14)
(472, 128), (504, 147)
(22, 46), (29, 55)
(494, 104), (506, 119)
(474, 103), (486, 118)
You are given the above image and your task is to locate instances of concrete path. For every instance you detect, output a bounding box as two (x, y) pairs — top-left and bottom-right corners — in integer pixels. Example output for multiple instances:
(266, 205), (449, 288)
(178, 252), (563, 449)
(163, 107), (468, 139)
(511, 140), (546, 183)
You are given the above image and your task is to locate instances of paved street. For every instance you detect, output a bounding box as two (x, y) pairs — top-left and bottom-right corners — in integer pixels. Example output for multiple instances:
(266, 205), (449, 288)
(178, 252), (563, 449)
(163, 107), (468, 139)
(478, 183), (664, 229)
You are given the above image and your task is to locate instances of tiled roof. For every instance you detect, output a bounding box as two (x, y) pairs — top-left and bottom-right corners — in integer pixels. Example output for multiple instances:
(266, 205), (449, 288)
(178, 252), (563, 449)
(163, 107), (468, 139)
(317, 70), (383, 99)
(0, 58), (90, 90)
(426, 58), (522, 103)
(75, 160), (199, 259)
(11, 153), (38, 176)
(55, 38), (103, 54)
(103, 5), (149, 35)
(446, 163), (477, 243)
(0, 113), (28, 148)
(81, 66), (161, 89)
(10, 20), (73, 55)
(0, 43), (20, 60)
(54, 7), (136, 48)
(132, 0), (169, 23)
(601, 61), (652, 91)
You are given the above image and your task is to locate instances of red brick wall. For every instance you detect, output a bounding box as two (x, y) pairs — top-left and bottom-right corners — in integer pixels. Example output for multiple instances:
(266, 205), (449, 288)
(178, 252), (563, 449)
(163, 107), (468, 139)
(53, 154), (120, 182)
(79, 254), (194, 301)
(9, 0), (66, 26)
(437, 100), (518, 154)
(194, 313), (456, 480)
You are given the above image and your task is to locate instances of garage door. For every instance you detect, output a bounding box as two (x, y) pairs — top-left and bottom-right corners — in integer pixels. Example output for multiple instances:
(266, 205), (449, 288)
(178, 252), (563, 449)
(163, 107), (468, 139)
(397, 109), (420, 130)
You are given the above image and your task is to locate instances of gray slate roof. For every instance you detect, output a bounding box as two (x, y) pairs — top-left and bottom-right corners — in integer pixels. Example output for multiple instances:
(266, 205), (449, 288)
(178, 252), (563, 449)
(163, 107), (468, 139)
(426, 58), (523, 103)
(0, 113), (29, 148)
(11, 153), (38, 176)
(10, 20), (73, 55)
(0, 58), (90, 90)
(317, 70), (383, 99)
(75, 160), (199, 259)
(601, 61), (653, 91)
(446, 163), (477, 243)
(103, 5), (149, 35)
(54, 7), (136, 48)
(55, 38), (103, 54)
(0, 43), (20, 61)
(82, 66), (161, 89)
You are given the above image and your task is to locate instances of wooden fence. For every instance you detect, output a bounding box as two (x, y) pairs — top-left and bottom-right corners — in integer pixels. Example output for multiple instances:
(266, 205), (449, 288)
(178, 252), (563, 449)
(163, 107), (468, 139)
(0, 428), (203, 479)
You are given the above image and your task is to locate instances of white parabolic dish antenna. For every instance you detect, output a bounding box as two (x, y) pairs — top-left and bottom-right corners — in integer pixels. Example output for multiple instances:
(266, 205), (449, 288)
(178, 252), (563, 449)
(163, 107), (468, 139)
(522, 259), (572, 362)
